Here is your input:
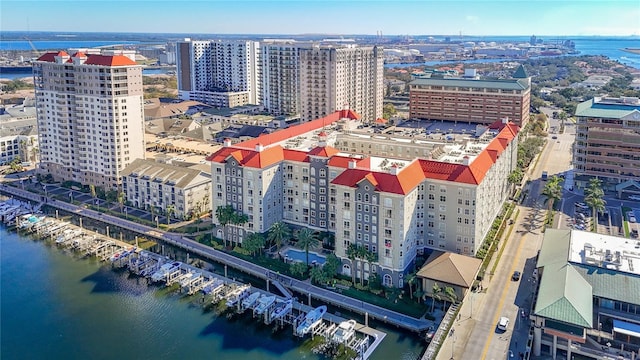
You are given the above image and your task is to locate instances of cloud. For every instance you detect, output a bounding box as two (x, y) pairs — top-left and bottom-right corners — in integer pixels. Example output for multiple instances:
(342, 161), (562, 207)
(466, 15), (479, 23)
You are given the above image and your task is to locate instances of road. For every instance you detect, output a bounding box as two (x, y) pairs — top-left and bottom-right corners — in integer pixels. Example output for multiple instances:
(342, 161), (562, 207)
(0, 182), (432, 334)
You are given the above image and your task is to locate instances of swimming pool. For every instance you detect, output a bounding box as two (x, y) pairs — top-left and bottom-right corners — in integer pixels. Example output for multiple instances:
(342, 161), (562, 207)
(282, 248), (326, 265)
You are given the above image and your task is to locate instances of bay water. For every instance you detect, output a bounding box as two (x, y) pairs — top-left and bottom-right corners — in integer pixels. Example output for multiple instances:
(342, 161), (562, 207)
(0, 226), (423, 360)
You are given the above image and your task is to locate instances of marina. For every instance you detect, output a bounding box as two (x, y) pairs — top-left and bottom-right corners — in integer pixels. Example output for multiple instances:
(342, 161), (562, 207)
(0, 198), (388, 360)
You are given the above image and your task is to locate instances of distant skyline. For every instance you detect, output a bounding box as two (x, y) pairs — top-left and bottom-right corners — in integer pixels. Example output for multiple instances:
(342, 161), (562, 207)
(1, 1), (639, 37)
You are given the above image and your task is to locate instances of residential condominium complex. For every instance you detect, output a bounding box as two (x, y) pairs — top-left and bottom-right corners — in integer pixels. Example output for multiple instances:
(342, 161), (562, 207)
(299, 45), (384, 122)
(121, 159), (211, 220)
(207, 109), (518, 287)
(573, 96), (640, 193)
(409, 65), (531, 127)
(532, 229), (640, 359)
(177, 39), (260, 106)
(33, 50), (145, 189)
(178, 39), (385, 123)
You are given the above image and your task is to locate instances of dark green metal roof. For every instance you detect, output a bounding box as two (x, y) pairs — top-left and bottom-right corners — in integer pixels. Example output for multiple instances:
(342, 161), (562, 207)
(512, 64), (529, 79)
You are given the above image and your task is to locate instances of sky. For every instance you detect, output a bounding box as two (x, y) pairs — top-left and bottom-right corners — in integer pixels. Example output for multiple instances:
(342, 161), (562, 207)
(1, 0), (639, 36)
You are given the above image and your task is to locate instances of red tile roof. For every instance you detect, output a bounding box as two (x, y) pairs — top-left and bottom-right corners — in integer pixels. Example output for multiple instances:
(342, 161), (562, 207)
(36, 51), (136, 66)
(308, 146), (340, 157)
(234, 109), (360, 149)
(36, 51), (69, 62)
(331, 160), (425, 195)
(84, 55), (137, 66)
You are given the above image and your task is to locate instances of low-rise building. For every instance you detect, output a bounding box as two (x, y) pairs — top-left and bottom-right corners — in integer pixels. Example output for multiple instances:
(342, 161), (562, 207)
(121, 159), (211, 220)
(532, 229), (640, 360)
(0, 101), (38, 164)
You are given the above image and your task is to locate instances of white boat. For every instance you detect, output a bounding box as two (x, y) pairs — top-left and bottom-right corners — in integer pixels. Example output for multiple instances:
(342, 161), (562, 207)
(150, 262), (181, 282)
(269, 299), (293, 320)
(331, 320), (357, 343)
(254, 295), (276, 315)
(296, 305), (327, 335)
(55, 229), (75, 244)
(178, 272), (200, 287)
(225, 284), (250, 307)
(110, 247), (136, 262)
(241, 292), (261, 309)
(202, 278), (225, 295)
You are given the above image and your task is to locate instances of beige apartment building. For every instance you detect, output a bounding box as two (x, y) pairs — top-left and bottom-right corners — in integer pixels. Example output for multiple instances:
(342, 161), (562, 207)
(33, 50), (145, 189)
(121, 159), (211, 220)
(208, 109), (518, 287)
(574, 96), (640, 194)
(409, 65), (531, 127)
(299, 45), (384, 123)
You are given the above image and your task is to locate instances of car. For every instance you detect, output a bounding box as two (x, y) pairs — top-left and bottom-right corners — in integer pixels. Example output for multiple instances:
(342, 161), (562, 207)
(630, 216), (637, 223)
(629, 195), (640, 201)
(511, 271), (521, 281)
(497, 316), (510, 331)
(575, 202), (588, 209)
(552, 135), (558, 139)
(425, 326), (436, 341)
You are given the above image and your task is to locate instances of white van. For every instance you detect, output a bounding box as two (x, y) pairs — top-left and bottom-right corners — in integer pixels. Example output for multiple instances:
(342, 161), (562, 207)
(497, 317), (510, 331)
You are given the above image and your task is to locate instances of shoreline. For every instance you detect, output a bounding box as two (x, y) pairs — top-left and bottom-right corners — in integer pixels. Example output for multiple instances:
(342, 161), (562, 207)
(621, 48), (640, 55)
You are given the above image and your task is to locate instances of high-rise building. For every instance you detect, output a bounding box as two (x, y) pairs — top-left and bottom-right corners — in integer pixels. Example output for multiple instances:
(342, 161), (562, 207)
(177, 39), (260, 107)
(299, 45), (384, 122)
(409, 65), (531, 127)
(573, 96), (640, 192)
(33, 50), (145, 189)
(260, 40), (306, 116)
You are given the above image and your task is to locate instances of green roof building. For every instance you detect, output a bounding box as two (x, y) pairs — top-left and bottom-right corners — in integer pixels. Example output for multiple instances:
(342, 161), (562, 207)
(532, 229), (640, 359)
(573, 96), (640, 195)
(408, 67), (531, 127)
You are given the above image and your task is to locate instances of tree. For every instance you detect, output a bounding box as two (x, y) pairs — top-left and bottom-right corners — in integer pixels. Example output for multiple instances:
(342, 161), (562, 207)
(296, 228), (319, 270)
(290, 262), (307, 278)
(346, 243), (358, 285)
(364, 249), (378, 287)
(310, 266), (329, 285)
(215, 205), (236, 247)
(541, 175), (563, 212)
(431, 282), (442, 313)
(243, 232), (265, 256)
(89, 184), (98, 210)
(508, 168), (524, 186)
(117, 191), (126, 213)
(323, 253), (341, 279)
(267, 222), (291, 250)
(444, 286), (458, 308)
(584, 177), (606, 231)
(166, 204), (176, 224)
(383, 103), (397, 120)
(406, 271), (418, 300)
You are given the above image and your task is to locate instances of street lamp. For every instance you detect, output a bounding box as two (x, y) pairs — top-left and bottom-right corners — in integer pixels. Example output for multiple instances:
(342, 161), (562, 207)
(124, 207), (128, 219)
(69, 191), (73, 203)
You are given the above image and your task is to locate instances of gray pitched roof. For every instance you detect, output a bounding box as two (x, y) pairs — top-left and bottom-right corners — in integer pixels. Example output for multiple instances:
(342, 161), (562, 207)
(121, 159), (209, 189)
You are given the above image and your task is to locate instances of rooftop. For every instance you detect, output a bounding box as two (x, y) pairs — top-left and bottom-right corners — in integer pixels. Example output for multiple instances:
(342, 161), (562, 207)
(409, 76), (530, 90)
(568, 229), (640, 276)
(575, 96), (640, 119)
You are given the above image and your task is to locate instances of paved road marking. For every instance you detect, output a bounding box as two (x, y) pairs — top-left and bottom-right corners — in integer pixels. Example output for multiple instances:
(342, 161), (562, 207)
(480, 230), (528, 360)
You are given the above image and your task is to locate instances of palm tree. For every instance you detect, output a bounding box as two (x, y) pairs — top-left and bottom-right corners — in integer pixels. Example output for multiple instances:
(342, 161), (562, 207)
(357, 245), (369, 286)
(541, 175), (563, 212)
(406, 271), (417, 300)
(243, 232), (265, 256)
(346, 243), (358, 285)
(215, 205), (235, 247)
(296, 228), (319, 270)
(267, 222), (291, 250)
(166, 204), (176, 225)
(117, 191), (126, 213)
(584, 178), (606, 231)
(89, 184), (98, 210)
(364, 248), (378, 287)
(431, 282), (442, 313)
(444, 286), (458, 308)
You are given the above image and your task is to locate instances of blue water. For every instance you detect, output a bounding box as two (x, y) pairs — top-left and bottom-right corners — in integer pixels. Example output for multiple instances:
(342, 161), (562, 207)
(0, 226), (423, 360)
(283, 248), (327, 265)
(0, 40), (139, 51)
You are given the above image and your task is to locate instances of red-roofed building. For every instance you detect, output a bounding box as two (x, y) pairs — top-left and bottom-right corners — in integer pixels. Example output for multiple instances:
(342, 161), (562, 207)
(209, 109), (519, 287)
(33, 49), (145, 190)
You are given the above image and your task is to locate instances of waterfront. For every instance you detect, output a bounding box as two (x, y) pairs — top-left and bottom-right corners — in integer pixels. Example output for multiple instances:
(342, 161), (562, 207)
(0, 225), (424, 360)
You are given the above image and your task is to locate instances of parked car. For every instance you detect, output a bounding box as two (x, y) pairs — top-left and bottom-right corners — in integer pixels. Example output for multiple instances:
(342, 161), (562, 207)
(512, 271), (521, 281)
(628, 195), (640, 201)
(575, 202), (589, 209)
(425, 326), (436, 341)
(497, 317), (510, 331)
